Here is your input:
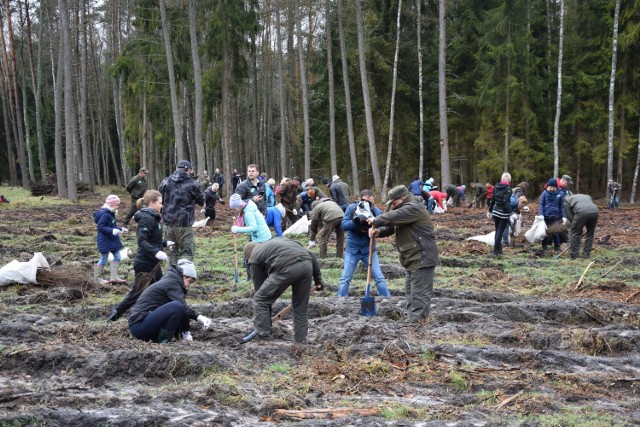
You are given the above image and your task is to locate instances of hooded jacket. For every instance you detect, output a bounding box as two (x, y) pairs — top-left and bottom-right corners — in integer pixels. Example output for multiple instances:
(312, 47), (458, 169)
(342, 200), (382, 255)
(373, 194), (439, 271)
(408, 179), (423, 197)
(133, 208), (164, 273)
(93, 208), (124, 253)
(539, 188), (566, 219)
(489, 182), (512, 219)
(265, 206), (284, 237)
(128, 265), (199, 326)
(235, 200), (272, 243)
(158, 169), (204, 226)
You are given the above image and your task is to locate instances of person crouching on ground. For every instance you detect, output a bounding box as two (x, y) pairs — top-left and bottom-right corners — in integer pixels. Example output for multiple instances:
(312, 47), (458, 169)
(93, 194), (128, 284)
(109, 190), (173, 321)
(338, 189), (390, 298)
(229, 193), (272, 242)
(367, 186), (439, 322)
(128, 259), (213, 343)
(243, 238), (324, 343)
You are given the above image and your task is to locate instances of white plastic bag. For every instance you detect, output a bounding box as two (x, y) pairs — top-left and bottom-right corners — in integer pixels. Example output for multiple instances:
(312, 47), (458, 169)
(433, 205), (446, 214)
(466, 231), (495, 247)
(525, 217), (547, 243)
(0, 252), (50, 286)
(283, 215), (309, 235)
(512, 214), (523, 237)
(192, 217), (210, 228)
(108, 247), (133, 262)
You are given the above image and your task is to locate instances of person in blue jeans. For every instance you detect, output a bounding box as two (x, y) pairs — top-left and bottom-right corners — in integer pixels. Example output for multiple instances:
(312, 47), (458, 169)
(338, 189), (390, 297)
(128, 259), (213, 343)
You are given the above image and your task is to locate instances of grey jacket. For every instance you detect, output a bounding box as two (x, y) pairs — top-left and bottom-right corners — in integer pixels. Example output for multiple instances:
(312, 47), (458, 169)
(564, 194), (598, 222)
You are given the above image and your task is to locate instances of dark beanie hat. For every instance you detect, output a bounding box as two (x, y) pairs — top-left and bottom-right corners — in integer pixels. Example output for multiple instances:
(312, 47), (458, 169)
(547, 178), (557, 187)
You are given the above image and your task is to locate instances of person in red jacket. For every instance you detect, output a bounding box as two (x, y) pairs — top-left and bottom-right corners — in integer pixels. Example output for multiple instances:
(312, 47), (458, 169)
(485, 183), (494, 202)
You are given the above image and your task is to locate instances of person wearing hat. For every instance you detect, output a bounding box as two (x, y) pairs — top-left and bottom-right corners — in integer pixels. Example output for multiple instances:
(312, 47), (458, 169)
(330, 175), (351, 211)
(338, 189), (391, 298)
(559, 175), (573, 196)
(229, 193), (272, 243)
(564, 194), (599, 259)
(308, 197), (345, 258)
(242, 238), (324, 343)
(367, 185), (439, 321)
(234, 164), (267, 216)
(537, 178), (567, 253)
(129, 259), (213, 343)
(93, 194), (129, 284)
(158, 160), (205, 264)
(122, 167), (149, 227)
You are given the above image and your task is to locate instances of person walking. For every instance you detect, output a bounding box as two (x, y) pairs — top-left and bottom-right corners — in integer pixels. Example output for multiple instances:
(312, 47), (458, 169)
(488, 172), (513, 256)
(338, 189), (390, 298)
(537, 178), (567, 253)
(212, 168), (225, 196)
(93, 195), (129, 284)
(242, 238), (324, 343)
(564, 194), (599, 259)
(158, 160), (205, 264)
(235, 164), (267, 216)
(122, 167), (149, 227)
(330, 175), (351, 211)
(128, 259), (213, 343)
(203, 183), (225, 225)
(309, 197), (345, 258)
(367, 186), (439, 321)
(229, 194), (272, 243)
(607, 179), (622, 209)
(108, 190), (173, 321)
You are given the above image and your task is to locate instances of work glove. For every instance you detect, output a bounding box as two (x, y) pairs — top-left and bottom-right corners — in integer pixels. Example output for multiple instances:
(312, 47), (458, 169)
(166, 240), (175, 250)
(293, 209), (297, 216)
(315, 279), (325, 291)
(486, 211), (492, 219)
(200, 208), (205, 213)
(510, 213), (518, 225)
(535, 215), (544, 220)
(562, 218), (568, 225)
(231, 226), (239, 233)
(308, 240), (316, 249)
(155, 251), (168, 261)
(112, 229), (122, 236)
(522, 206), (530, 213)
(121, 227), (129, 233)
(197, 315), (213, 330)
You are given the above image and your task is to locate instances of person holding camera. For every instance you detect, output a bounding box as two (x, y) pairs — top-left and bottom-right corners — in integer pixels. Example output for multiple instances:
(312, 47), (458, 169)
(337, 189), (390, 298)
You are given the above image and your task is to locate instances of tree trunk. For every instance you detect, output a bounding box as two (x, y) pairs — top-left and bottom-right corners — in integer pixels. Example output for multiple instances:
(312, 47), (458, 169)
(110, 0), (126, 184)
(296, 0), (311, 179)
(606, 0), (621, 183)
(618, 103), (625, 183)
(276, 2), (288, 179)
(21, 79), (36, 182)
(0, 63), (16, 185)
(222, 44), (232, 197)
(79, 0), (92, 187)
(630, 117), (640, 204)
(504, 21), (511, 172)
(188, 0), (205, 174)
(382, 0), (403, 200)
(60, 0), (78, 201)
(552, 0), (564, 178)
(337, 0), (359, 194)
(326, 0), (337, 178)
(159, 0), (184, 160)
(438, 0), (451, 185)
(53, 9), (67, 198)
(354, 0), (381, 191)
(417, 0), (424, 180)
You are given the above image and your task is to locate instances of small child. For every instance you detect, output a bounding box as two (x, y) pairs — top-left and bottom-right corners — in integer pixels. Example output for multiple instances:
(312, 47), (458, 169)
(93, 195), (128, 283)
(203, 183), (225, 225)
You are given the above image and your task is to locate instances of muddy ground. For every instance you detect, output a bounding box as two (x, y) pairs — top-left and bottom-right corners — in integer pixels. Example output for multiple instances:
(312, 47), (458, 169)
(0, 196), (639, 426)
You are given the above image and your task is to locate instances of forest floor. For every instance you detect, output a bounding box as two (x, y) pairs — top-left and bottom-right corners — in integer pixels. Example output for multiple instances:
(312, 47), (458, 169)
(0, 186), (639, 426)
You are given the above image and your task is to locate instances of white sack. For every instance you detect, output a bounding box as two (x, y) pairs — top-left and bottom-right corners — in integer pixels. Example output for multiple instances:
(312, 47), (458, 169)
(0, 252), (50, 286)
(525, 216), (547, 243)
(283, 215), (309, 235)
(108, 247), (133, 262)
(466, 231), (495, 247)
(192, 217), (210, 228)
(433, 205), (446, 214)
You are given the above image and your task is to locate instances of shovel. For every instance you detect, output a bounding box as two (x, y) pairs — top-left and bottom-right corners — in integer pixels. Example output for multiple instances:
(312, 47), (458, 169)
(360, 226), (376, 317)
(467, 196), (477, 209)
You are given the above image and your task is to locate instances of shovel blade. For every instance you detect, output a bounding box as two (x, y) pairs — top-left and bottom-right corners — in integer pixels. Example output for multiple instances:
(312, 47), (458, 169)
(360, 296), (376, 317)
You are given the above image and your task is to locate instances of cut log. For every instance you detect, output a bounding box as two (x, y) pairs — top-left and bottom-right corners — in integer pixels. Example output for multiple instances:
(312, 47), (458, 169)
(274, 407), (380, 420)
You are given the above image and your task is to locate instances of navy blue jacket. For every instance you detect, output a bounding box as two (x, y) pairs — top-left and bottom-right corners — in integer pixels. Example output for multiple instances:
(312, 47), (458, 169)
(342, 201), (382, 255)
(408, 179), (423, 196)
(133, 208), (164, 273)
(158, 169), (204, 226)
(538, 189), (566, 219)
(93, 208), (124, 253)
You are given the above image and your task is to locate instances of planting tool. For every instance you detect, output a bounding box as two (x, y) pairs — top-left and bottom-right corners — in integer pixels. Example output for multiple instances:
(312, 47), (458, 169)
(233, 217), (239, 290)
(360, 226), (376, 317)
(467, 196), (477, 209)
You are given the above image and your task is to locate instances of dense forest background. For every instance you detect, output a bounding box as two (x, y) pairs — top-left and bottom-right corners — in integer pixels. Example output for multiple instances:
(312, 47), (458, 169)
(1, 0), (640, 201)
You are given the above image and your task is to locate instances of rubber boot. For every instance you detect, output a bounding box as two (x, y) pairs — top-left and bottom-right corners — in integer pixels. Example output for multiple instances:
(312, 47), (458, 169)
(93, 264), (106, 284)
(109, 262), (127, 284)
(157, 328), (174, 344)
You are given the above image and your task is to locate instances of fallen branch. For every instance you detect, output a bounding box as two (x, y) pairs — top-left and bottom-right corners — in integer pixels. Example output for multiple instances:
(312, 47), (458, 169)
(598, 260), (623, 280)
(615, 377), (640, 382)
(274, 407), (380, 420)
(554, 247), (569, 259)
(625, 290), (640, 303)
(574, 261), (595, 291)
(496, 389), (525, 410)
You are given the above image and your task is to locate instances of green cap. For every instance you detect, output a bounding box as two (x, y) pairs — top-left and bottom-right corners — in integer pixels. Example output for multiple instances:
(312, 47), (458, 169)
(386, 185), (409, 205)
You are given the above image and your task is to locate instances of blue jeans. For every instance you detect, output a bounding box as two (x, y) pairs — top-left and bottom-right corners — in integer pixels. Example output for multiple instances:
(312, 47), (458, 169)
(609, 194), (619, 208)
(97, 250), (121, 266)
(338, 250), (390, 297)
(129, 300), (188, 342)
(424, 197), (435, 214)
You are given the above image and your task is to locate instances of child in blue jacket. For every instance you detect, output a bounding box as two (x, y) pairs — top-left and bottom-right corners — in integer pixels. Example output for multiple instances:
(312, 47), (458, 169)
(537, 178), (567, 252)
(93, 195), (128, 283)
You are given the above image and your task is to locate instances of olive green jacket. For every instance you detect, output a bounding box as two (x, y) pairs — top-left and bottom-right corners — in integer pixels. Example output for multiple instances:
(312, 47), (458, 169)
(373, 195), (439, 271)
(126, 174), (148, 199)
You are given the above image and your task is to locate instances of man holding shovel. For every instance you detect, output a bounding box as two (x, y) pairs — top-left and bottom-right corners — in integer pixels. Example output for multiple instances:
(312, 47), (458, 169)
(242, 238), (324, 343)
(367, 185), (439, 322)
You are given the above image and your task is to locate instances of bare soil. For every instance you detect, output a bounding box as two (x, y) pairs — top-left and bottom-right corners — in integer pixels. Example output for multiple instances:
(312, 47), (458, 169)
(0, 200), (638, 426)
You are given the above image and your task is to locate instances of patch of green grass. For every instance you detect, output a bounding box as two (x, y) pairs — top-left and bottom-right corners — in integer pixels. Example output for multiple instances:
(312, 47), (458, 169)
(449, 369), (468, 390)
(475, 389), (499, 405)
(380, 404), (411, 419)
(268, 362), (293, 373)
(529, 408), (622, 427)
(421, 349), (435, 361)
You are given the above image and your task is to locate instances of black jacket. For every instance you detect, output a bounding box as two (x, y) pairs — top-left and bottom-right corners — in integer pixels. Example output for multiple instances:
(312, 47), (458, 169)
(204, 188), (224, 211)
(128, 265), (198, 326)
(133, 208), (164, 273)
(235, 178), (266, 215)
(158, 169), (204, 226)
(330, 179), (350, 210)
